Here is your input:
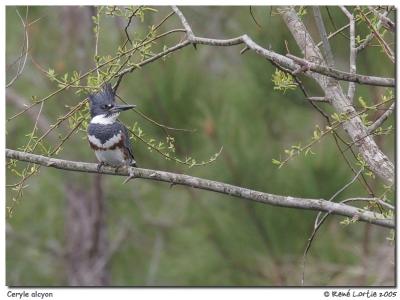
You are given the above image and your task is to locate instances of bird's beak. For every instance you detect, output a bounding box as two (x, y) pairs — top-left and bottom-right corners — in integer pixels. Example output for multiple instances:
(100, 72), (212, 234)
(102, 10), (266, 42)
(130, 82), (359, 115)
(110, 104), (136, 113)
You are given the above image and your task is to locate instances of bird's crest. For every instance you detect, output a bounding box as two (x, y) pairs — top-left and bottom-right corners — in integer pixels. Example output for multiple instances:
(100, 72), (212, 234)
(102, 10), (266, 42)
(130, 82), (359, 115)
(88, 83), (115, 104)
(88, 83), (116, 117)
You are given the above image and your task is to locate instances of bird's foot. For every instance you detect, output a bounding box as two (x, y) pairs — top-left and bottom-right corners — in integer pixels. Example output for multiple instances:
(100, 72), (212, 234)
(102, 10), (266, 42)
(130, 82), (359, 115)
(130, 160), (137, 168)
(97, 162), (105, 172)
(123, 165), (136, 184)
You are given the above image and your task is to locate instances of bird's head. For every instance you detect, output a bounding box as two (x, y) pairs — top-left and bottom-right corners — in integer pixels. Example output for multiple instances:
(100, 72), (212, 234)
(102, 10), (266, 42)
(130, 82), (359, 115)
(88, 83), (136, 119)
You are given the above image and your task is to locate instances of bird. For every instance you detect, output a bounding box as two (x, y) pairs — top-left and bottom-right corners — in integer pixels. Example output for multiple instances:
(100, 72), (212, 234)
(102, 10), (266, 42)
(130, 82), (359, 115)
(87, 83), (137, 173)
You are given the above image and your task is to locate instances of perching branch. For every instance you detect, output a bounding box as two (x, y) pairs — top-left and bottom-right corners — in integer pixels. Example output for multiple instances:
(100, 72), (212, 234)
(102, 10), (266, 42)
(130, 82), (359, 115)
(6, 149), (394, 229)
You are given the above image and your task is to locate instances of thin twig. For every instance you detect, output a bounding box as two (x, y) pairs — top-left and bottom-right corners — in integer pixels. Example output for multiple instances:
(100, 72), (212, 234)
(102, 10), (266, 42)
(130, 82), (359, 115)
(341, 197), (394, 210)
(114, 9), (176, 92)
(24, 101), (44, 152)
(115, 93), (196, 133)
(367, 102), (395, 134)
(7, 8), (29, 88)
(356, 9), (389, 52)
(301, 168), (365, 285)
(249, 6), (262, 29)
(123, 6), (141, 46)
(332, 168), (364, 202)
(325, 7), (350, 41)
(6, 89), (55, 138)
(368, 6), (395, 32)
(114, 40), (190, 78)
(94, 7), (102, 79)
(113, 26), (183, 91)
(359, 9), (394, 63)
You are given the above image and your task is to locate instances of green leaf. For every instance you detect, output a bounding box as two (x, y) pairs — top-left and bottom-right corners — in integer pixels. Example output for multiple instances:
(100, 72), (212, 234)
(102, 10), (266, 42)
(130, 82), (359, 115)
(358, 96), (368, 109)
(272, 159), (281, 165)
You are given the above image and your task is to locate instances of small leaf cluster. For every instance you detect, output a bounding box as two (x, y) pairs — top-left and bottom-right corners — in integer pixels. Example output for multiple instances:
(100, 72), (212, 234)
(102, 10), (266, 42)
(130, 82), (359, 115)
(271, 69), (298, 93)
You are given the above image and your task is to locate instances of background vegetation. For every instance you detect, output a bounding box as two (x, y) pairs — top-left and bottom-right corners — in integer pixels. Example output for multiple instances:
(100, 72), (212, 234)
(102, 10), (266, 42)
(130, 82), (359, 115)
(6, 6), (395, 286)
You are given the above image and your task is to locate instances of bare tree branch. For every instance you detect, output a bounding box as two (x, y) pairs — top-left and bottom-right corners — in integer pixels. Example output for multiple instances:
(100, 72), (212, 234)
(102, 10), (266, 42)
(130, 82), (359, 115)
(356, 9), (390, 52)
(286, 54), (393, 87)
(169, 6), (394, 88)
(368, 102), (395, 134)
(313, 7), (334, 67)
(306, 96), (330, 102)
(340, 6), (356, 102)
(368, 6), (395, 32)
(359, 9), (394, 63)
(279, 6), (394, 184)
(342, 197), (394, 211)
(316, 10), (375, 50)
(171, 6), (195, 40)
(6, 148), (394, 229)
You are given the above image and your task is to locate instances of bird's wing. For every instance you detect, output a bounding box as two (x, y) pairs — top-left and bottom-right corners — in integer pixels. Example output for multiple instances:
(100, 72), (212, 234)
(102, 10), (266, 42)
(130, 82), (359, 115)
(117, 122), (136, 166)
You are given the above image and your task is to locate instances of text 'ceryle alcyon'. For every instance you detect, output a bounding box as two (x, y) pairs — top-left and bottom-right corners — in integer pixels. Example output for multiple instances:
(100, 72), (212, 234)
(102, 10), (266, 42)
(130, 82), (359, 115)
(87, 83), (137, 172)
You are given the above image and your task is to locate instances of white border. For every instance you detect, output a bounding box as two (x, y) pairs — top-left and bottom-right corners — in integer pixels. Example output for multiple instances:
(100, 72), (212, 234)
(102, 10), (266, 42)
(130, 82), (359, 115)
(2, 2), (398, 299)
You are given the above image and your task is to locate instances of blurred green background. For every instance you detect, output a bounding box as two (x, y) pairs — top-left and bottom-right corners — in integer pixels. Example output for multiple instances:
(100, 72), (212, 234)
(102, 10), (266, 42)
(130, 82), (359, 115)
(6, 6), (395, 286)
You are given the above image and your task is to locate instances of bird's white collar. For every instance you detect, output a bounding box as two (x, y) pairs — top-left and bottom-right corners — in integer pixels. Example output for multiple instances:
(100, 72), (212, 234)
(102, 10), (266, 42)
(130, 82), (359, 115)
(90, 113), (119, 125)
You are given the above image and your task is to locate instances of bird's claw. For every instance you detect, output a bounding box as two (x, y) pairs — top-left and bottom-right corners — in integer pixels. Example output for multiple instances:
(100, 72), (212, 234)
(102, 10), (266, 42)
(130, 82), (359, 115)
(123, 166), (136, 184)
(97, 162), (104, 172)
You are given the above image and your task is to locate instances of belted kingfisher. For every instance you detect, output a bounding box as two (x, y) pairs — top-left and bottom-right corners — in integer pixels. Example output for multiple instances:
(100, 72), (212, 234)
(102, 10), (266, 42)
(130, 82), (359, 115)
(87, 83), (137, 172)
